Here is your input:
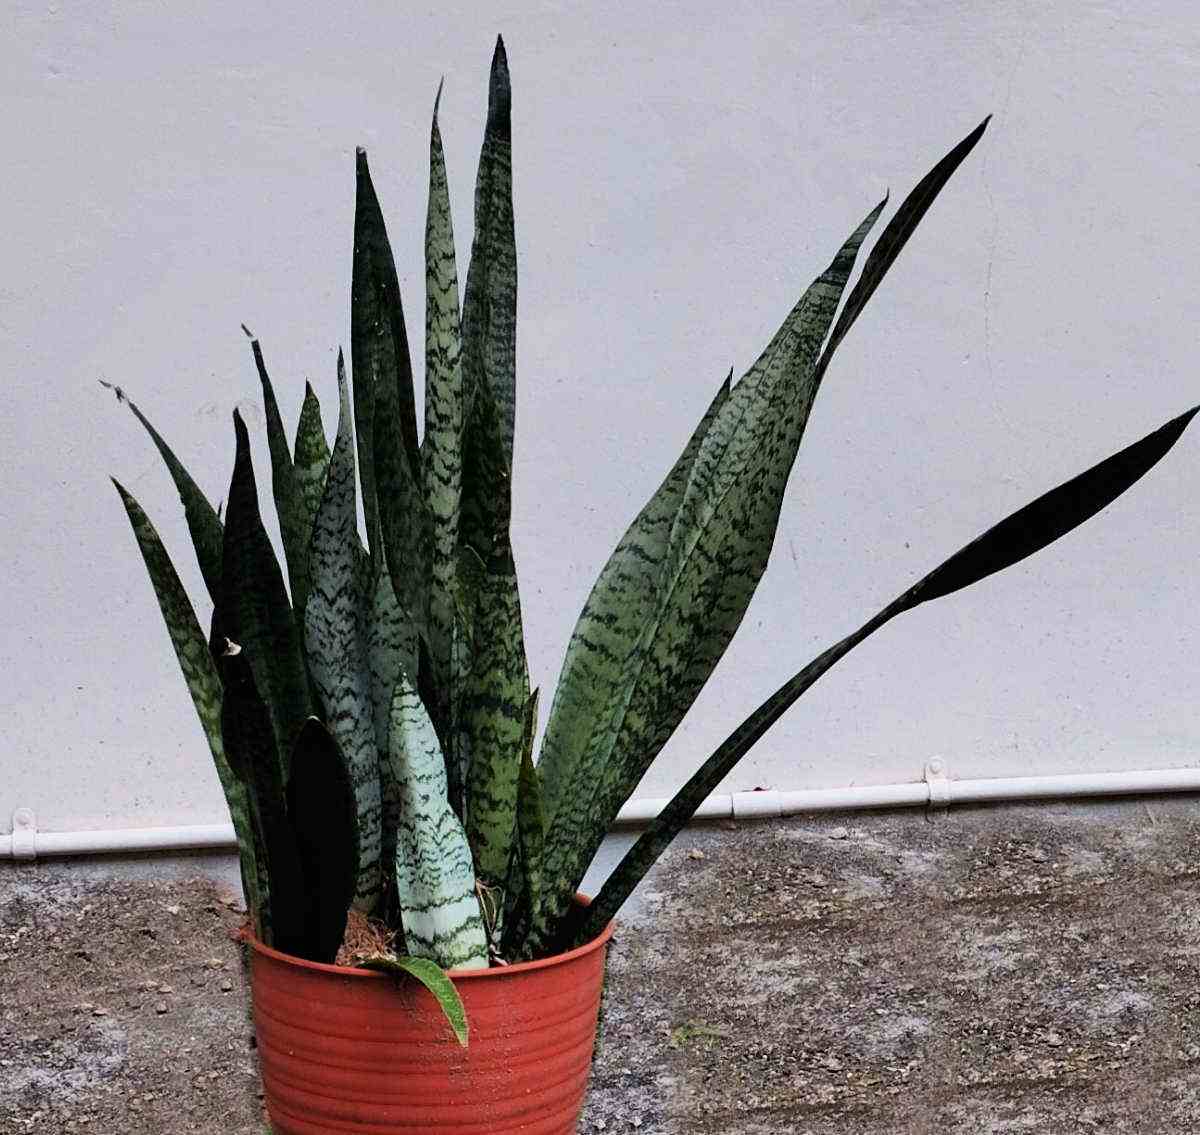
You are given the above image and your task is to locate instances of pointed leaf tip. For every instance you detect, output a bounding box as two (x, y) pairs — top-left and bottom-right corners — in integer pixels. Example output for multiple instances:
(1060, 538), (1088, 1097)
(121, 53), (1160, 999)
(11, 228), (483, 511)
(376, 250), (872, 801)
(99, 378), (126, 403)
(487, 36), (511, 133)
(434, 76), (445, 118)
(240, 323), (255, 340)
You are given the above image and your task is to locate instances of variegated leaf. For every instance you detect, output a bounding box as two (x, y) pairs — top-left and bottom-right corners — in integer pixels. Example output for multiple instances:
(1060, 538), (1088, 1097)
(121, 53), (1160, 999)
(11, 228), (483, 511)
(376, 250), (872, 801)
(538, 372), (731, 823)
(223, 410), (312, 781)
(112, 480), (262, 929)
(303, 357), (383, 911)
(461, 37), (517, 479)
(500, 688), (542, 958)
(456, 43), (520, 653)
(535, 201), (885, 939)
(367, 549), (418, 877)
(371, 273), (431, 656)
(423, 80), (466, 735)
(388, 671), (488, 970)
(571, 404), (1199, 948)
(245, 331), (309, 614)
(294, 381), (331, 535)
(103, 382), (224, 604)
(292, 380), (331, 628)
(464, 548), (530, 885)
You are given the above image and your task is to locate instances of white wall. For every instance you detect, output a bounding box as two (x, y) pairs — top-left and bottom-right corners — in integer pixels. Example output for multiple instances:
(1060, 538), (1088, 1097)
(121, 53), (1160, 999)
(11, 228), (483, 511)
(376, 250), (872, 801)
(4, 0), (1198, 837)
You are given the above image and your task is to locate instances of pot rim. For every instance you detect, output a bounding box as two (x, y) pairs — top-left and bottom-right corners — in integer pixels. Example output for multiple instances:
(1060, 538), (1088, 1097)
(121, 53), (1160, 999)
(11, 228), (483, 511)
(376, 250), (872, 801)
(244, 895), (614, 980)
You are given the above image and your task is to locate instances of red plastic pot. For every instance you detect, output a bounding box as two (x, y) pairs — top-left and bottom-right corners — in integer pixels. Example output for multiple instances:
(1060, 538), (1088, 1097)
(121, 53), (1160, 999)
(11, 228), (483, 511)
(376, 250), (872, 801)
(247, 915), (614, 1135)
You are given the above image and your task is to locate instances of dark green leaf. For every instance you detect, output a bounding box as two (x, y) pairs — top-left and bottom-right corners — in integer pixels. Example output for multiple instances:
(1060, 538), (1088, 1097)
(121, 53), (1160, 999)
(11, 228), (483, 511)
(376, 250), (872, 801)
(814, 117), (990, 383)
(286, 717), (359, 963)
(373, 303), (431, 650)
(352, 148), (420, 560)
(461, 36), (517, 479)
(219, 639), (308, 957)
(223, 411), (312, 780)
(244, 331), (310, 615)
(908, 406), (1199, 605)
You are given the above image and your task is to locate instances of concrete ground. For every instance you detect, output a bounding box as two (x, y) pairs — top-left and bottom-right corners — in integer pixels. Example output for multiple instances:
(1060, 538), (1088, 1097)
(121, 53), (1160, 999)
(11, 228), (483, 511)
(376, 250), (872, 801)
(3, 797), (1199, 1133)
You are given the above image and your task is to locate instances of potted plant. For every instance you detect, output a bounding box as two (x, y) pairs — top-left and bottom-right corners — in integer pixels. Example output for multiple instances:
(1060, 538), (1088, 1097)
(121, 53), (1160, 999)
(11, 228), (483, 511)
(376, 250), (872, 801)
(108, 36), (1194, 1135)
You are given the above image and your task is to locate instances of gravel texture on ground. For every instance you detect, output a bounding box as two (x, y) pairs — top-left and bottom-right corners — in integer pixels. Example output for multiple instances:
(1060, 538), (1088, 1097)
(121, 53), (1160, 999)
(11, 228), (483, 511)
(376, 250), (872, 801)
(3, 798), (1199, 1133)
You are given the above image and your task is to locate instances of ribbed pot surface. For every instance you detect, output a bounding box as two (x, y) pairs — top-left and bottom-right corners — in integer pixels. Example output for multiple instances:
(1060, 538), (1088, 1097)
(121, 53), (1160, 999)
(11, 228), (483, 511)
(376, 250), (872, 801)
(248, 921), (613, 1135)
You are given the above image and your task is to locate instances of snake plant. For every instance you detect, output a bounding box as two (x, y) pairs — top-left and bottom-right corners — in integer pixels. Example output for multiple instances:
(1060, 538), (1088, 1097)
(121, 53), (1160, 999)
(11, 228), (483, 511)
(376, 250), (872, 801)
(110, 38), (1195, 979)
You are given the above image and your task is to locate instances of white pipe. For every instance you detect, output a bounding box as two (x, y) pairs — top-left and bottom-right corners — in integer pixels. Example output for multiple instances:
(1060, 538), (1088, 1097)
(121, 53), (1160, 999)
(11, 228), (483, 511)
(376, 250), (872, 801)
(5, 765), (1200, 860)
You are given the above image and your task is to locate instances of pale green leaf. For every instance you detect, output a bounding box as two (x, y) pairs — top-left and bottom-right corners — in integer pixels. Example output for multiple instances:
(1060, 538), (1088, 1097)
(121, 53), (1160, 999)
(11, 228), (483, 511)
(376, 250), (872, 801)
(388, 671), (488, 970)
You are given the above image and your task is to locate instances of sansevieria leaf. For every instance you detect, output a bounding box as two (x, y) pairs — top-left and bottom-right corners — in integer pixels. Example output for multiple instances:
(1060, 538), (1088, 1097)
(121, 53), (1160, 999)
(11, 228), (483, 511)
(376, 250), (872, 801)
(286, 717), (359, 963)
(112, 480), (261, 928)
(500, 688), (543, 958)
(245, 330), (310, 615)
(423, 80), (467, 732)
(304, 356), (384, 910)
(568, 404), (1199, 947)
(373, 294), (430, 651)
(813, 116), (991, 385)
(465, 548), (531, 885)
(293, 380), (332, 607)
(103, 382), (224, 605)
(219, 638), (308, 956)
(535, 197), (887, 938)
(388, 671), (488, 970)
(367, 550), (418, 879)
(538, 372), (731, 822)
(352, 148), (421, 562)
(223, 411), (312, 780)
(461, 36), (517, 477)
